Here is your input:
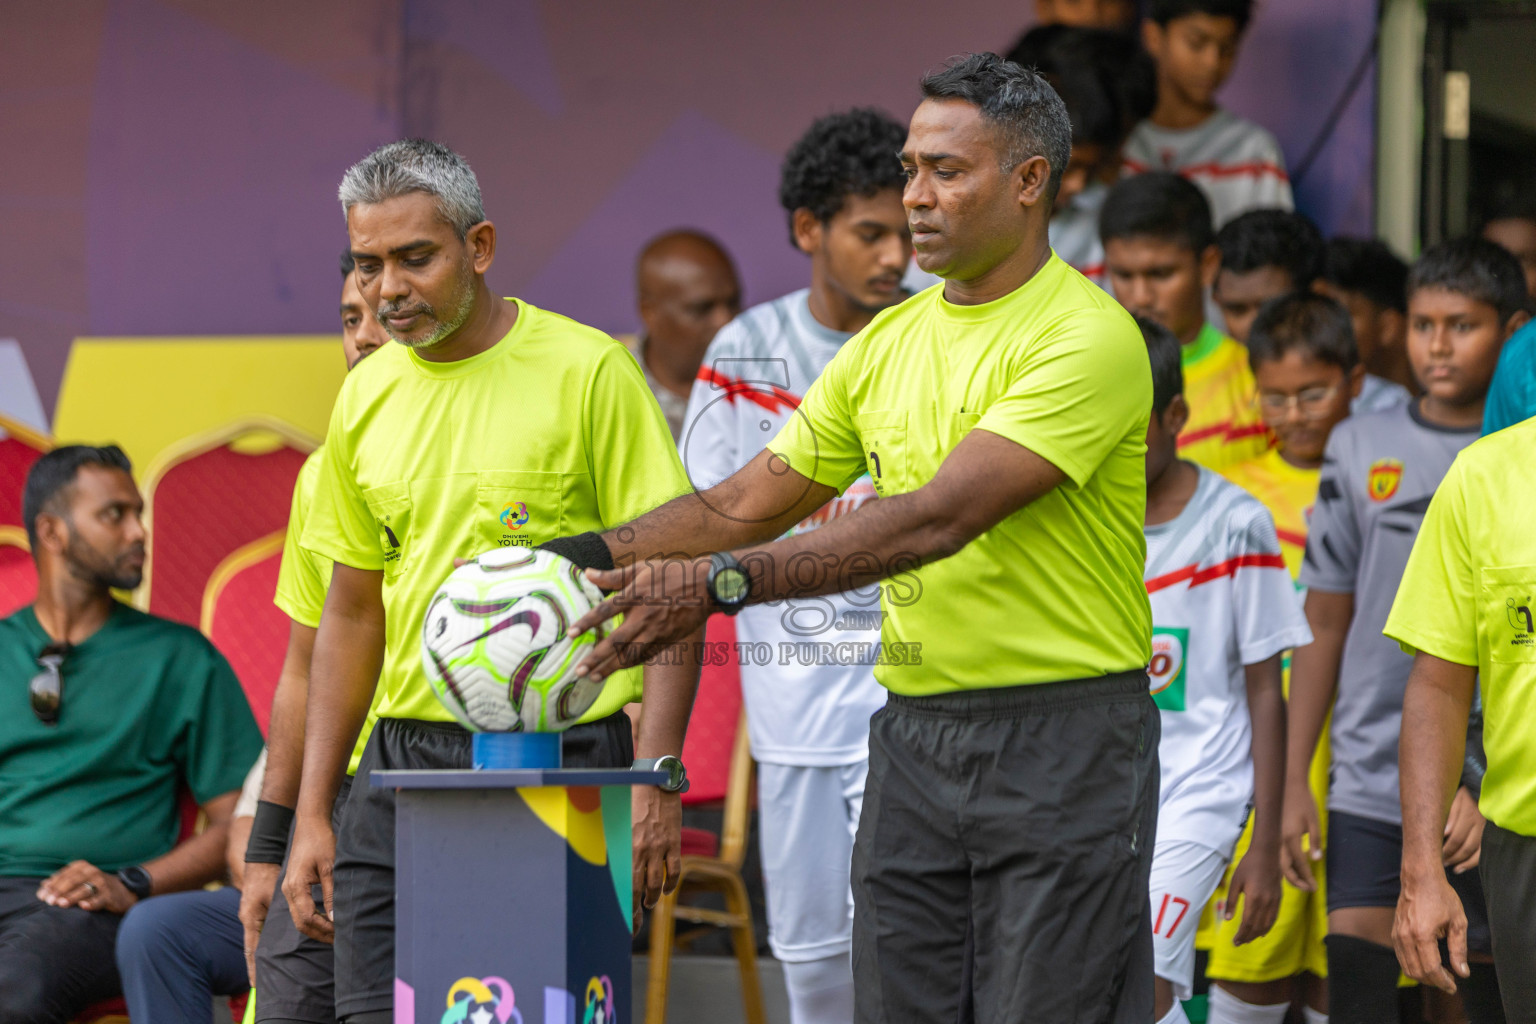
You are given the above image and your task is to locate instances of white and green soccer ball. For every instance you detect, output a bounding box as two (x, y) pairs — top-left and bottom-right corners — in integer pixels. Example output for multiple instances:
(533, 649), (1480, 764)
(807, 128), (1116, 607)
(420, 546), (611, 732)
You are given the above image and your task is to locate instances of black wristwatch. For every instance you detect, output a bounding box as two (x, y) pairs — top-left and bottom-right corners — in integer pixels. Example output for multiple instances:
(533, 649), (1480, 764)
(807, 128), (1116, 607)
(633, 755), (690, 794)
(706, 552), (750, 616)
(117, 864), (153, 901)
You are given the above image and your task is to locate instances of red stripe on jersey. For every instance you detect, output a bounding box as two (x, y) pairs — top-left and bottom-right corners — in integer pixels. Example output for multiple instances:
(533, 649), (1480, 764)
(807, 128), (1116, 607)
(696, 366), (801, 415)
(1079, 262), (1105, 278)
(1275, 527), (1308, 549)
(1145, 553), (1289, 594)
(1120, 158), (1288, 183)
(1177, 422), (1232, 446)
(1180, 160), (1290, 183)
(1226, 423), (1272, 441)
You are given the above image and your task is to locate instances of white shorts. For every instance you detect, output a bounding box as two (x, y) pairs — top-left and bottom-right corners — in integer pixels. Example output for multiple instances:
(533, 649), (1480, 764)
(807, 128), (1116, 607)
(1149, 839), (1229, 1000)
(756, 761), (867, 962)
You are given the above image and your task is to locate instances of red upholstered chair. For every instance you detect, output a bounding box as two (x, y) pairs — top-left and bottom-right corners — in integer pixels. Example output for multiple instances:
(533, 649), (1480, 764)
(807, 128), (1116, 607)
(0, 527), (37, 619)
(0, 414), (50, 532)
(645, 615), (766, 1024)
(201, 531), (287, 737)
(139, 419), (313, 628)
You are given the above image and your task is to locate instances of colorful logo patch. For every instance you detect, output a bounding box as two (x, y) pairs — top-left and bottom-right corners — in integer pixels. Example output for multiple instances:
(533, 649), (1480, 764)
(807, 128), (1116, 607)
(500, 502), (530, 531)
(1367, 458), (1403, 502)
(582, 976), (615, 1024)
(442, 975), (520, 1024)
(1149, 627), (1188, 712)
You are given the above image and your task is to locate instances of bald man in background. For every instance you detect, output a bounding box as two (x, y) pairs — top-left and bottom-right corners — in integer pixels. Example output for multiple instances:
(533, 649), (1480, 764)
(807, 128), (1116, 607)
(619, 230), (742, 440)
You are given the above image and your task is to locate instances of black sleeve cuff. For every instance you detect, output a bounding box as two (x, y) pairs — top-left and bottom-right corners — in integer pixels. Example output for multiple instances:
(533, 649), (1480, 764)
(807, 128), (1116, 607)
(538, 532), (615, 573)
(244, 800), (295, 865)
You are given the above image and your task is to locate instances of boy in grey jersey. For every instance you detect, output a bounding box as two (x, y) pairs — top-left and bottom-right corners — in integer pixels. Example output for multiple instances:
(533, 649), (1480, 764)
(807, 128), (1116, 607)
(1283, 238), (1529, 1023)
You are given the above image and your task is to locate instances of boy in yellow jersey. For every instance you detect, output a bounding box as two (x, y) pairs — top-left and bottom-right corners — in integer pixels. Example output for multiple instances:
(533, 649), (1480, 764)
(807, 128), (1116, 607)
(283, 141), (698, 1024)
(1102, 171), (1269, 472)
(240, 253), (386, 1024)
(1207, 294), (1362, 1024)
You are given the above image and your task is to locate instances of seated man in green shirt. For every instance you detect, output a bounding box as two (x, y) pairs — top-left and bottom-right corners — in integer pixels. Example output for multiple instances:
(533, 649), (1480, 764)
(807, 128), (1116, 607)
(568, 53), (1158, 1023)
(0, 445), (263, 1023)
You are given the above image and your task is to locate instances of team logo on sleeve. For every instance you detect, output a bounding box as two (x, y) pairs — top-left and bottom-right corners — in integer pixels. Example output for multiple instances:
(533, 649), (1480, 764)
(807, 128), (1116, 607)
(1367, 459), (1403, 502)
(1148, 627), (1188, 711)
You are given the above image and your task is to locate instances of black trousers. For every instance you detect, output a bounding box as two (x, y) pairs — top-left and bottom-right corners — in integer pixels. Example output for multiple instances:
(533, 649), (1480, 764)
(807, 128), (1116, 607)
(1482, 821), (1536, 1024)
(851, 672), (1160, 1024)
(0, 875), (123, 1024)
(331, 715), (634, 1019)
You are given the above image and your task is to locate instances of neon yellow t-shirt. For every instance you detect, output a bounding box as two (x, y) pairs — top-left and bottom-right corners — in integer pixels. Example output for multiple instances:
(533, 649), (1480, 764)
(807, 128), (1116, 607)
(275, 447), (381, 774)
(1180, 324), (1270, 472)
(1221, 448), (1318, 580)
(300, 299), (692, 728)
(1385, 418), (1536, 837)
(766, 256), (1152, 695)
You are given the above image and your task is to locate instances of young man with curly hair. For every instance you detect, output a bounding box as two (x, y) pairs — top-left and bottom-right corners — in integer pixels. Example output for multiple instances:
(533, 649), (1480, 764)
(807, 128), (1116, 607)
(678, 107), (910, 1024)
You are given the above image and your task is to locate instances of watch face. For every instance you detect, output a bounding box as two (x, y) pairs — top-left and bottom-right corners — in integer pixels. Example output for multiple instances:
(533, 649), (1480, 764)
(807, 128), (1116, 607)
(714, 567), (750, 604)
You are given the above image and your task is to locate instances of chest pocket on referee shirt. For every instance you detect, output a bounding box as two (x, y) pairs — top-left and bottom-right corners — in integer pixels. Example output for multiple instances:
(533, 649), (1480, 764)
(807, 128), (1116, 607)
(853, 411), (908, 497)
(1482, 565), (1536, 664)
(476, 470), (565, 552)
(362, 482), (412, 581)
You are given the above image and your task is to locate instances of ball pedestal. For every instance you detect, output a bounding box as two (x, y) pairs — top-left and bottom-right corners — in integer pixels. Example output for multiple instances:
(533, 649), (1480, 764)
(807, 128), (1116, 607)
(374, 732), (664, 1024)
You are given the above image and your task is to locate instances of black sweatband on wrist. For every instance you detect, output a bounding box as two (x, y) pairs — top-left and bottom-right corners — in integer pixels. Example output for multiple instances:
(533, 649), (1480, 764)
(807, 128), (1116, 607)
(245, 800), (295, 864)
(538, 532), (615, 574)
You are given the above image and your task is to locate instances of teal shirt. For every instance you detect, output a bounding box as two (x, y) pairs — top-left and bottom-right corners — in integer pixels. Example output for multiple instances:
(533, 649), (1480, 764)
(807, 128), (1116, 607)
(0, 602), (262, 877)
(1484, 319), (1536, 435)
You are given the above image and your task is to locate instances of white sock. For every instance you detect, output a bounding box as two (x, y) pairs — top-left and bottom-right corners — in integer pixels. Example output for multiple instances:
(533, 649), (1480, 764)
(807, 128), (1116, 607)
(782, 954), (855, 1024)
(1207, 985), (1290, 1024)
(1156, 999), (1191, 1024)
(1302, 1008), (1329, 1024)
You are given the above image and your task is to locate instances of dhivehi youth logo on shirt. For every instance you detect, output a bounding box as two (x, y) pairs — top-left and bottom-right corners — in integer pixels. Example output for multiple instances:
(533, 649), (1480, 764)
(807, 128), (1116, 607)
(1508, 596), (1535, 648)
(1149, 627), (1188, 711)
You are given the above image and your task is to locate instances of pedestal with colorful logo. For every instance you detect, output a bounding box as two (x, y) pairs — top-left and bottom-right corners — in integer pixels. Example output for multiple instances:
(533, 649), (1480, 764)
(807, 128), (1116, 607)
(373, 767), (664, 1024)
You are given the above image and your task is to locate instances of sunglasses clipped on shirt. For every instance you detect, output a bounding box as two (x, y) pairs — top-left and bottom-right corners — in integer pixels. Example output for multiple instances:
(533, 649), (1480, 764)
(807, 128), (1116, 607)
(30, 642), (71, 725)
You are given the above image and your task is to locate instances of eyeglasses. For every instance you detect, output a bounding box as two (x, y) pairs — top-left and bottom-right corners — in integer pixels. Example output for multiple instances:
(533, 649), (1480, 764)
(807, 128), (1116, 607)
(29, 642), (70, 725)
(1254, 383), (1346, 419)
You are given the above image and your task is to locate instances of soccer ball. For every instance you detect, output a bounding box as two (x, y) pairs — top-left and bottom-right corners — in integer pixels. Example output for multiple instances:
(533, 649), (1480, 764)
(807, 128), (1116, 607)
(420, 547), (611, 732)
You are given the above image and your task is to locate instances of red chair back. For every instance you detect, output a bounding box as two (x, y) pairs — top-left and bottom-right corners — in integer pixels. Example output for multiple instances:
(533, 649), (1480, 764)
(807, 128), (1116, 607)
(0, 415), (51, 532)
(0, 530), (36, 619)
(202, 533), (287, 737)
(680, 614), (743, 806)
(141, 423), (311, 627)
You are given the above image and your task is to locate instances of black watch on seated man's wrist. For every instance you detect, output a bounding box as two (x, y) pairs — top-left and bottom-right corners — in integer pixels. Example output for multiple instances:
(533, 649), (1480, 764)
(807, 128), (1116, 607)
(706, 552), (750, 616)
(633, 755), (690, 794)
(117, 864), (153, 901)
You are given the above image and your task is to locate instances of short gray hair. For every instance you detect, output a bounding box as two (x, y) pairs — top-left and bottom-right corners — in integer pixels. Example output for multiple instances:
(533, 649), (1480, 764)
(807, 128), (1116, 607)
(919, 52), (1073, 204)
(337, 139), (486, 238)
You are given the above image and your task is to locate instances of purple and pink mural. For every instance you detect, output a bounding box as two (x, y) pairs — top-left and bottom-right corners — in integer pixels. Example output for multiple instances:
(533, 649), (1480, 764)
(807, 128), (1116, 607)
(3, 0), (1377, 420)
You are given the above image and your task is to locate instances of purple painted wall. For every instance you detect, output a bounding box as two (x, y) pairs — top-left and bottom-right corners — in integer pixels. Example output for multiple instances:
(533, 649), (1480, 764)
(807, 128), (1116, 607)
(1, 0), (1377, 417)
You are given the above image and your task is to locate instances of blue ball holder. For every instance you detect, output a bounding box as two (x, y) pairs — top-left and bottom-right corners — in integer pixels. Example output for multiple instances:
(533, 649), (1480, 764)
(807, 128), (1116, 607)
(471, 730), (561, 769)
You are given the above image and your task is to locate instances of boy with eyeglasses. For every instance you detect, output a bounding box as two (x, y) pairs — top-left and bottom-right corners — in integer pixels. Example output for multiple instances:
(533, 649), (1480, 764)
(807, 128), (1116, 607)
(1205, 293), (1359, 1024)
(0, 445), (261, 1022)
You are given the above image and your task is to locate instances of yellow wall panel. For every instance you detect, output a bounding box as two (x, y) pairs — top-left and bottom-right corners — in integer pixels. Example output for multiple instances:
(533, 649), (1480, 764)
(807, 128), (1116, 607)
(53, 337), (347, 473)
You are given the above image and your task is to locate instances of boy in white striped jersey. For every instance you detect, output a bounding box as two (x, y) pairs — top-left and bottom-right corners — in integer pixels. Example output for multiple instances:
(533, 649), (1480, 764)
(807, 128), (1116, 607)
(1138, 316), (1311, 1024)
(1126, 0), (1291, 226)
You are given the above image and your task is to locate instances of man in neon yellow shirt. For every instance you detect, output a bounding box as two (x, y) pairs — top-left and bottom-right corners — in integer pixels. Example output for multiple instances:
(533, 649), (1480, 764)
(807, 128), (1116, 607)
(567, 54), (1159, 1023)
(1100, 171), (1269, 473)
(1385, 415), (1536, 1020)
(282, 141), (698, 1023)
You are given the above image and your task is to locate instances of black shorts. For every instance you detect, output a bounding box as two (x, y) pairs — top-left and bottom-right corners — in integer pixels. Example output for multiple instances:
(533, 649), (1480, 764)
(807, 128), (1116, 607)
(255, 775), (352, 1024)
(1481, 821), (1536, 1022)
(1326, 810), (1402, 912)
(850, 671), (1159, 1024)
(332, 714), (634, 1018)
(1325, 809), (1493, 955)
